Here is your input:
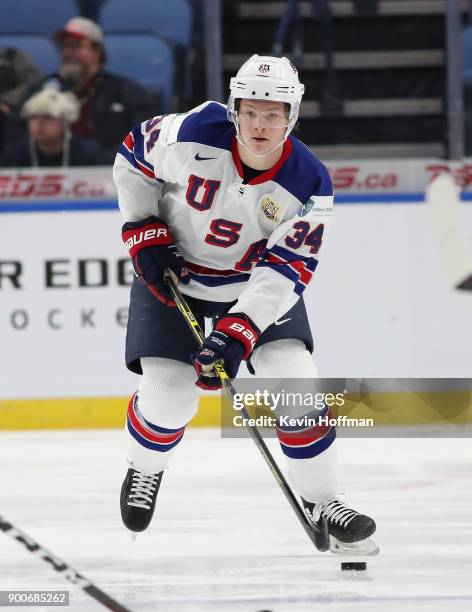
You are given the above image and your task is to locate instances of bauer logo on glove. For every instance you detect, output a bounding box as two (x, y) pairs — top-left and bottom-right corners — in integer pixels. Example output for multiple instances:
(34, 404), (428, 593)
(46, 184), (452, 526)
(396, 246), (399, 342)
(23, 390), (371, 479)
(228, 322), (258, 349)
(123, 226), (171, 253)
(122, 215), (188, 307)
(191, 313), (260, 390)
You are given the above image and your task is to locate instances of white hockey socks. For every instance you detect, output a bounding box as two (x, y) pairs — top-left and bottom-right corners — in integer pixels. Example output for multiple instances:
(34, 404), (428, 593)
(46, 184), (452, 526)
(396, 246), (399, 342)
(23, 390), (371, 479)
(251, 339), (338, 503)
(126, 357), (199, 474)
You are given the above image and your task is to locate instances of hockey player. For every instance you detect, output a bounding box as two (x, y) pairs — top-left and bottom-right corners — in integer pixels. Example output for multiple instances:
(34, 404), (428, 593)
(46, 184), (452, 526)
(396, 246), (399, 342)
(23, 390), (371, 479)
(114, 55), (376, 553)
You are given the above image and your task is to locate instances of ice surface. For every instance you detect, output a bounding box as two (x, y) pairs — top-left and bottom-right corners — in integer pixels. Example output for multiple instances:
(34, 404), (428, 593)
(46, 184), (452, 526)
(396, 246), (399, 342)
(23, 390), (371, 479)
(0, 429), (471, 611)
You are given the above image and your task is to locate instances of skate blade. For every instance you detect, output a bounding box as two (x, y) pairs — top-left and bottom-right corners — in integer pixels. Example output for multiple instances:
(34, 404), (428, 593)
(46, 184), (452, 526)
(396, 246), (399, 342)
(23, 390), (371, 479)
(130, 533), (138, 542)
(329, 535), (379, 556)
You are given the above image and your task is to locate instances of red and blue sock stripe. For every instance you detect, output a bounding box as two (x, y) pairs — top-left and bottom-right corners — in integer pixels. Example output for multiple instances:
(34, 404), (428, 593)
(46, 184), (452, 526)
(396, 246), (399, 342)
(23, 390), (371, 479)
(276, 406), (336, 459)
(127, 393), (186, 452)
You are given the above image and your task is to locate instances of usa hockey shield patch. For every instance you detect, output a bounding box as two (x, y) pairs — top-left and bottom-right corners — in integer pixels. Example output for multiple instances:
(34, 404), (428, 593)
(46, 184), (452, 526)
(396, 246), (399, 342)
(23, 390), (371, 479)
(260, 195), (280, 223)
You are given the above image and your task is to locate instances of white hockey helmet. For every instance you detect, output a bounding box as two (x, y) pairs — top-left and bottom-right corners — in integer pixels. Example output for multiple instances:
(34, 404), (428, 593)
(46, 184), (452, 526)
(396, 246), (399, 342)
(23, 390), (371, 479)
(228, 54), (304, 151)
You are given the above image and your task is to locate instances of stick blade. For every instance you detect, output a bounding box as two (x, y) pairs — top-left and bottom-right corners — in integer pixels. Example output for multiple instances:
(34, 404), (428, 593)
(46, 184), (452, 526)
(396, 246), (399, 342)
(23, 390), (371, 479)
(456, 274), (472, 291)
(427, 172), (472, 289)
(314, 516), (330, 552)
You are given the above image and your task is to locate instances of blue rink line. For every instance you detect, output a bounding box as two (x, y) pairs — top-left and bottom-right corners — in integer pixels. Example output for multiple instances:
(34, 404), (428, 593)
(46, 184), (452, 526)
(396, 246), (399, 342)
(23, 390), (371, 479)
(336, 192), (424, 203)
(337, 192), (472, 203)
(0, 193), (472, 212)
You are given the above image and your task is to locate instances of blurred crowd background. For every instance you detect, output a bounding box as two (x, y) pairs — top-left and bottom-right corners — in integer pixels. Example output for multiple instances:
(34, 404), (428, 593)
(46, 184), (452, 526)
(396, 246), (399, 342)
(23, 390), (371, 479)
(0, 0), (470, 168)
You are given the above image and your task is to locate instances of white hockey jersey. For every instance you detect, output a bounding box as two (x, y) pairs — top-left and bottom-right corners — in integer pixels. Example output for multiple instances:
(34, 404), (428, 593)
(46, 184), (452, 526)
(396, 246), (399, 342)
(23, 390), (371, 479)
(113, 101), (333, 333)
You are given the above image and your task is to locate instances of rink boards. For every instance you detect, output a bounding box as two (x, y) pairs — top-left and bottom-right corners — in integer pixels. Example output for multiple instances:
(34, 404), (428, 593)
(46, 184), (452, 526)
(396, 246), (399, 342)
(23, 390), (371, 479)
(1, 390), (472, 430)
(1, 164), (471, 431)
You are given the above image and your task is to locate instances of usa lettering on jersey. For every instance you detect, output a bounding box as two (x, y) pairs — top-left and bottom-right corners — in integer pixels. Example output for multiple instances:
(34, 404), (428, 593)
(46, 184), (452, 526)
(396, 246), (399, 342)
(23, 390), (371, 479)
(113, 101), (334, 332)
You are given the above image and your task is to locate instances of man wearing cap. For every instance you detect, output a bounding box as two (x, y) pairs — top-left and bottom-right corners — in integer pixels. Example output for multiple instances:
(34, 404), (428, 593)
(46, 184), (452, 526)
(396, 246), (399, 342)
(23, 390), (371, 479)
(12, 17), (159, 163)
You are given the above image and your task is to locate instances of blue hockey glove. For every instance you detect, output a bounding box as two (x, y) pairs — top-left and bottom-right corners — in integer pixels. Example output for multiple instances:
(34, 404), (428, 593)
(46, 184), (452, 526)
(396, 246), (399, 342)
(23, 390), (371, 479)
(191, 313), (260, 390)
(122, 215), (188, 307)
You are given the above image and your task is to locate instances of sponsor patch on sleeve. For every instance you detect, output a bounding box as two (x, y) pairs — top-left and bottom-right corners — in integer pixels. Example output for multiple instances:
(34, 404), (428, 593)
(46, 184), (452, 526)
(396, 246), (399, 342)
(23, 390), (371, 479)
(300, 196), (333, 217)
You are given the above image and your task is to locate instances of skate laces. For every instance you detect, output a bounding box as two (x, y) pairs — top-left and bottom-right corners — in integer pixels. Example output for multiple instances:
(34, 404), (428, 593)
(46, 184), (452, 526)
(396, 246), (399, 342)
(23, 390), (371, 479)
(127, 471), (160, 509)
(318, 499), (359, 528)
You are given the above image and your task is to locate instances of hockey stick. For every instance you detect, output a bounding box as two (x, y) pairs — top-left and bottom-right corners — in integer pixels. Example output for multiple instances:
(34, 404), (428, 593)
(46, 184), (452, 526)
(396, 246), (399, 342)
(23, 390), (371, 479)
(427, 172), (472, 290)
(0, 515), (130, 612)
(164, 273), (330, 552)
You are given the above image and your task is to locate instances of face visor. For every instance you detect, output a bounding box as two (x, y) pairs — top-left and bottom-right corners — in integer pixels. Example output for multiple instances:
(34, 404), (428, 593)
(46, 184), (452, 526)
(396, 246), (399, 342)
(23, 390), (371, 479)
(229, 99), (299, 157)
(237, 106), (291, 130)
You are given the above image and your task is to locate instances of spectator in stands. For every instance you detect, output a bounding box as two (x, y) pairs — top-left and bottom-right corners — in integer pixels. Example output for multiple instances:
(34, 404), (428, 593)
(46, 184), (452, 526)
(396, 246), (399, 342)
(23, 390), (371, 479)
(0, 88), (104, 167)
(0, 48), (43, 154)
(76, 0), (107, 22)
(14, 17), (160, 163)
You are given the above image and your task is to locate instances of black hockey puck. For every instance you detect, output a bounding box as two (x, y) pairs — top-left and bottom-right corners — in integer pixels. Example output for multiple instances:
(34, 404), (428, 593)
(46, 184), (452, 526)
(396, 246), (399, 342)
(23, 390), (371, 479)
(341, 561), (367, 571)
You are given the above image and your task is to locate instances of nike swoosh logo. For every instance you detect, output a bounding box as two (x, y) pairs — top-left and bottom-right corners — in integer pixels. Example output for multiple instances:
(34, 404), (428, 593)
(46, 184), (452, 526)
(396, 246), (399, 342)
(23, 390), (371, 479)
(195, 153), (217, 161)
(274, 317), (291, 326)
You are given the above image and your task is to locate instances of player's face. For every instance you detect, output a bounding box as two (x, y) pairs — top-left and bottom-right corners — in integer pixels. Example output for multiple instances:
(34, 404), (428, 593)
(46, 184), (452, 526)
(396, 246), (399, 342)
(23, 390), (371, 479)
(237, 100), (289, 155)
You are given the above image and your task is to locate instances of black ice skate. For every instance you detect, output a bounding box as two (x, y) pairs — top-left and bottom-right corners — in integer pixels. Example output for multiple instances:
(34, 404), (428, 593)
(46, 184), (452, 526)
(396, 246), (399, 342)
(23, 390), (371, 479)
(302, 497), (379, 556)
(120, 468), (163, 532)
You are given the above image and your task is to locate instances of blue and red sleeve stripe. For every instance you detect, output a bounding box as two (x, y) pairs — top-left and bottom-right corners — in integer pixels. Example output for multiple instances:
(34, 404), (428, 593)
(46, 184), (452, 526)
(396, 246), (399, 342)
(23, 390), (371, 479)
(257, 244), (318, 295)
(118, 126), (156, 180)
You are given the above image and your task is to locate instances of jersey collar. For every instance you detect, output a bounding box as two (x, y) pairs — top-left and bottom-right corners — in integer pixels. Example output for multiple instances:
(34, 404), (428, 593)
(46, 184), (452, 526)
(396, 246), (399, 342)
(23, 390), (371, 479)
(231, 136), (293, 185)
